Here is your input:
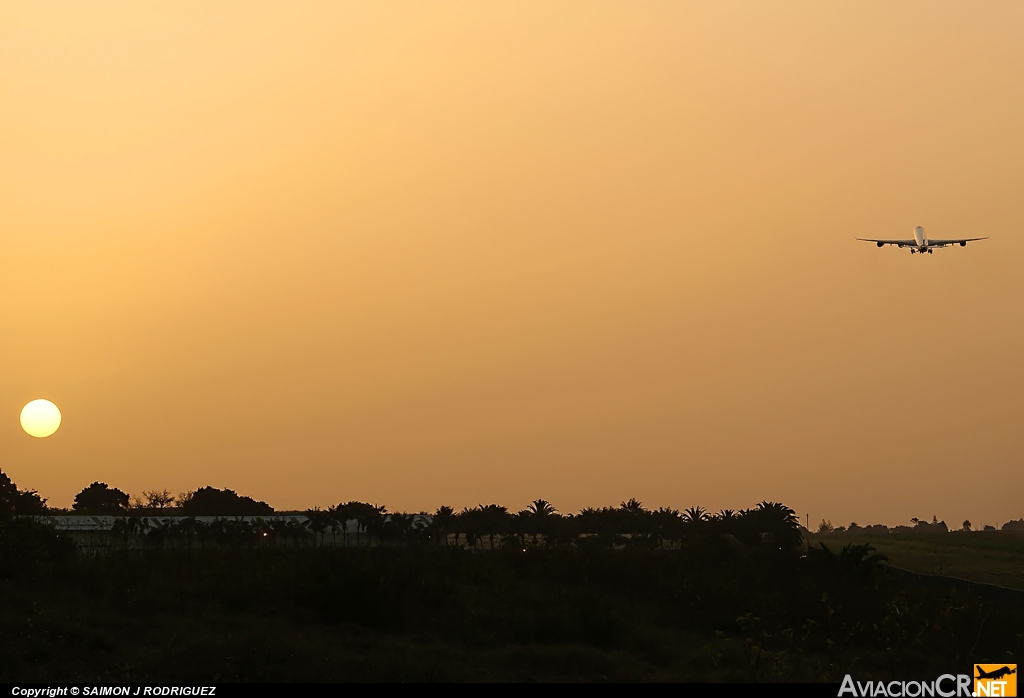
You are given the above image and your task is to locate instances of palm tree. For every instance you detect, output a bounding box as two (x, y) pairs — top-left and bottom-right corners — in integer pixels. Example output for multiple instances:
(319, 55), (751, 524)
(208, 517), (230, 547)
(458, 506), (483, 549)
(528, 499), (557, 518)
(365, 505), (387, 546)
(112, 515), (150, 550)
(523, 500), (558, 546)
(251, 517), (272, 546)
(387, 512), (415, 546)
(682, 506), (709, 525)
(710, 508), (739, 538)
(618, 498), (650, 537)
(651, 507), (681, 547)
(619, 498), (644, 515)
(304, 507), (330, 546)
(478, 504), (509, 549)
(431, 505), (456, 546)
(145, 518), (169, 549)
(171, 516), (200, 550)
(575, 506), (618, 546)
(344, 501), (384, 546)
(279, 517), (310, 547)
(329, 503), (354, 546)
(411, 513), (430, 544)
(746, 501), (802, 550)
(811, 542), (889, 579)
(501, 512), (526, 549)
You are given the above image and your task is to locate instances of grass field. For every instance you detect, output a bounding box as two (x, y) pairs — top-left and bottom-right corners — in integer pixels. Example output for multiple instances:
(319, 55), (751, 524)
(807, 531), (1024, 591)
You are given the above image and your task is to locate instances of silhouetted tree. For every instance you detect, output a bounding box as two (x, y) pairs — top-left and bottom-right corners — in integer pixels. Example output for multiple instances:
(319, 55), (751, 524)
(144, 490), (175, 508)
(501, 511), (526, 549)
(304, 507), (333, 544)
(522, 499), (559, 545)
(0, 470), (47, 515)
(574, 506), (619, 546)
(710, 509), (740, 538)
(328, 503), (355, 545)
(340, 502), (385, 545)
(911, 517), (948, 533)
(73, 482), (129, 514)
(386, 512), (416, 545)
(477, 504), (509, 549)
(737, 501), (802, 550)
(112, 515), (150, 550)
(180, 487), (273, 516)
(809, 542), (888, 579)
(430, 505), (456, 546)
(682, 506), (709, 526)
(617, 498), (652, 537)
(961, 520), (972, 531)
(651, 507), (682, 546)
(458, 506), (484, 548)
(619, 498), (645, 516)
(528, 499), (557, 518)
(269, 517), (309, 547)
(367, 504), (388, 544)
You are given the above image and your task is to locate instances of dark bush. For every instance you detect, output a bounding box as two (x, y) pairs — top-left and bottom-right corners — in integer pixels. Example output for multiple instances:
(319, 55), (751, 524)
(180, 487), (274, 516)
(73, 482), (129, 514)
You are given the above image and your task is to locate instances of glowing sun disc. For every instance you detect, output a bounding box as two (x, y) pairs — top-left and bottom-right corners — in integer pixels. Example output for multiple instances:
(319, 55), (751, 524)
(21, 399), (61, 438)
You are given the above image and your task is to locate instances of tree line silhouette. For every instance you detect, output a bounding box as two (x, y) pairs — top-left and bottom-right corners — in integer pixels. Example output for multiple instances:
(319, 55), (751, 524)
(299, 498), (804, 551)
(69, 482), (274, 516)
(1, 470), (805, 550)
(5, 469), (1024, 681)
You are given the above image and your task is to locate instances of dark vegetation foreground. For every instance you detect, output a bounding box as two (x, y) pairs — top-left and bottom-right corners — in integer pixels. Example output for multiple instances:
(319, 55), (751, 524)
(1, 474), (1021, 682)
(1, 533), (1022, 682)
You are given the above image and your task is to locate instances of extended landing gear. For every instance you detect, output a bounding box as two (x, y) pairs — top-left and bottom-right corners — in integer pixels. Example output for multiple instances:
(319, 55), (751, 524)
(910, 249), (916, 254)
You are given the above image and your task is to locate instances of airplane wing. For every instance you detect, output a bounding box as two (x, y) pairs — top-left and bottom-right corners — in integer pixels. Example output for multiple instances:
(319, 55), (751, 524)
(924, 237), (988, 248)
(856, 238), (917, 247)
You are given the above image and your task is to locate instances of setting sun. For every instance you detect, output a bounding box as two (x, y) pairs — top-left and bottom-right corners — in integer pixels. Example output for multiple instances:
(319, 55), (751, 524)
(20, 399), (62, 438)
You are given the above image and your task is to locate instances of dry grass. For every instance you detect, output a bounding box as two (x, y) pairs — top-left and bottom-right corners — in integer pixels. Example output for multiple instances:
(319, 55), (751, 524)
(807, 531), (1024, 591)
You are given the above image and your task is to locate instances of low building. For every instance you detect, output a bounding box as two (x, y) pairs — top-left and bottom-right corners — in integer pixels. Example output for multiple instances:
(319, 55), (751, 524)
(33, 514), (432, 551)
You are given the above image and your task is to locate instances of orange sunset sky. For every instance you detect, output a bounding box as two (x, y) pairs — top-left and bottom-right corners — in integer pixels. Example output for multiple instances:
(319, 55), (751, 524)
(3, 2), (1023, 526)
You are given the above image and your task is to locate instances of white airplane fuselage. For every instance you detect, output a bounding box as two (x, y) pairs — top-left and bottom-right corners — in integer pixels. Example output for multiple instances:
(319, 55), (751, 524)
(911, 225), (929, 253)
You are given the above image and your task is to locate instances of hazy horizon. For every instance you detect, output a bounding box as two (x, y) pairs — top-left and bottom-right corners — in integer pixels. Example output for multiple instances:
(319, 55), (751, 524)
(4, 2), (1023, 528)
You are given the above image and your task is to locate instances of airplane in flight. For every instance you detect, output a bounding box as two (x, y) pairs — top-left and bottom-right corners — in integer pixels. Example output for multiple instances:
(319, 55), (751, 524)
(857, 226), (987, 254)
(975, 666), (1016, 681)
